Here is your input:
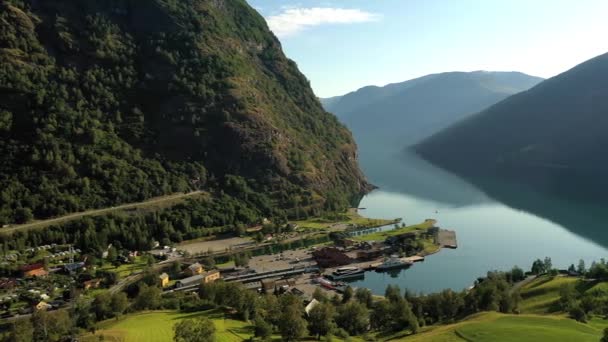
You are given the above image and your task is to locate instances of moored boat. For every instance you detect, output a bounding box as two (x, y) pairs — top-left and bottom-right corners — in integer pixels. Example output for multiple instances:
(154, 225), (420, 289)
(375, 255), (413, 271)
(327, 267), (365, 280)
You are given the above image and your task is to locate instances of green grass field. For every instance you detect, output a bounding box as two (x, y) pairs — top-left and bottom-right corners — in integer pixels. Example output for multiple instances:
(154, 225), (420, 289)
(98, 256), (148, 279)
(399, 312), (608, 342)
(352, 219), (436, 242)
(81, 310), (253, 342)
(293, 209), (396, 231)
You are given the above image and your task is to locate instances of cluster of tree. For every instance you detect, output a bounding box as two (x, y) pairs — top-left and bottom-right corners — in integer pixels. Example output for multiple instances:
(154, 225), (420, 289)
(531, 257), (555, 275)
(558, 259), (608, 323)
(0, 194), (271, 253)
(174, 317), (216, 342)
(2, 309), (73, 342)
(189, 268), (526, 341)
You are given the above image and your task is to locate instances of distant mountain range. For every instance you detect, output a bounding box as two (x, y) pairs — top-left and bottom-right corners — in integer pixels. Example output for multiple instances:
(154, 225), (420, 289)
(321, 71), (543, 154)
(319, 71), (542, 194)
(416, 52), (608, 202)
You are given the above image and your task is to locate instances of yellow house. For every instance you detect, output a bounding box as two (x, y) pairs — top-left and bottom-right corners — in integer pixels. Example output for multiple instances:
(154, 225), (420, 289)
(202, 270), (220, 283)
(159, 273), (170, 288)
(35, 301), (51, 311)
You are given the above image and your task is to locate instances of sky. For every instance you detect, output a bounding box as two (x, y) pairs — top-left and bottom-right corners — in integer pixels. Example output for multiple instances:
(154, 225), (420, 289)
(247, 0), (608, 98)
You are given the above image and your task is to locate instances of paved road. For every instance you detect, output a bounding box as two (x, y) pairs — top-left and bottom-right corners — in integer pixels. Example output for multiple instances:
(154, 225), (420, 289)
(510, 275), (537, 295)
(1, 191), (205, 234)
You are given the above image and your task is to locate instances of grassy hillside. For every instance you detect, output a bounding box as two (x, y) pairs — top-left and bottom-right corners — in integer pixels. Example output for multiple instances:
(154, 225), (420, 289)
(400, 312), (606, 342)
(519, 276), (578, 314)
(81, 310), (254, 342)
(83, 309), (364, 342)
(0, 0), (368, 226)
(416, 52), (608, 202)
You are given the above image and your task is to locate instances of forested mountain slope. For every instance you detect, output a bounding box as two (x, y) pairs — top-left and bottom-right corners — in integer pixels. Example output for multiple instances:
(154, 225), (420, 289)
(416, 52), (608, 201)
(0, 0), (369, 225)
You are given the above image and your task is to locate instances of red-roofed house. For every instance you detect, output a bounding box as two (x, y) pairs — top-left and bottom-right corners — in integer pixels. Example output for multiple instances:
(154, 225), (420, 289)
(21, 264), (48, 278)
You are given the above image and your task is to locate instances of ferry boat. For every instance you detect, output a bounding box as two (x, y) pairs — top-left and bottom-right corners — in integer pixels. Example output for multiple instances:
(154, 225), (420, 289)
(375, 255), (413, 271)
(328, 266), (365, 280)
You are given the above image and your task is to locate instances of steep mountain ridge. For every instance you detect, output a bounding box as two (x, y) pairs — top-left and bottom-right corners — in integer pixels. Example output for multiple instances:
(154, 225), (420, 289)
(0, 0), (369, 224)
(416, 52), (608, 201)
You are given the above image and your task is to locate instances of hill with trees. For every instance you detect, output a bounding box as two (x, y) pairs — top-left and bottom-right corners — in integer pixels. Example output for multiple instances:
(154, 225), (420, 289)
(0, 0), (369, 226)
(416, 52), (608, 202)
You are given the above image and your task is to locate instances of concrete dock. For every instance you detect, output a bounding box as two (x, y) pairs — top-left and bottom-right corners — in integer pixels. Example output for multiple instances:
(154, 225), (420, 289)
(437, 229), (457, 248)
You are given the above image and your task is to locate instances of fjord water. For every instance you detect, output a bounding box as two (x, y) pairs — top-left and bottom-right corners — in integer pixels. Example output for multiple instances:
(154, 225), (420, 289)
(348, 148), (608, 295)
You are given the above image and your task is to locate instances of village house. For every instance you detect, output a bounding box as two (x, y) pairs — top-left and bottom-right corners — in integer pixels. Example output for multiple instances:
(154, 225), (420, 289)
(186, 262), (203, 276)
(0, 278), (17, 290)
(20, 264), (48, 278)
(63, 262), (85, 274)
(83, 279), (102, 290)
(35, 301), (51, 311)
(202, 270), (220, 283)
(159, 273), (170, 288)
(305, 299), (320, 316)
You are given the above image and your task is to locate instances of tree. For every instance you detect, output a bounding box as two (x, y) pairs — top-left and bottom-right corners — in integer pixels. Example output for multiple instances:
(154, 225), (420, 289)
(31, 309), (72, 342)
(173, 317), (216, 342)
(342, 286), (353, 303)
(389, 297), (418, 333)
(254, 232), (264, 244)
(134, 284), (161, 310)
(355, 288), (373, 308)
(146, 254), (156, 266)
(308, 302), (336, 339)
(14, 208), (33, 224)
(110, 292), (129, 316)
(531, 259), (546, 275)
(172, 261), (182, 276)
(201, 257), (215, 269)
(254, 316), (272, 339)
(569, 304), (587, 323)
(312, 287), (328, 302)
(601, 327), (608, 342)
(257, 294), (281, 326)
(278, 305), (307, 341)
(71, 296), (94, 330)
(9, 318), (33, 342)
(92, 292), (113, 320)
(335, 301), (369, 335)
(577, 259), (586, 274)
(371, 300), (391, 330)
(509, 266), (525, 282)
(543, 257), (553, 272)
(385, 284), (402, 303)
(107, 246), (118, 263)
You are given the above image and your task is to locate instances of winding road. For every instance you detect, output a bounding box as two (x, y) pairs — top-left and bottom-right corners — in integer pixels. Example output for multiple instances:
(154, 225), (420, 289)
(1, 191), (205, 234)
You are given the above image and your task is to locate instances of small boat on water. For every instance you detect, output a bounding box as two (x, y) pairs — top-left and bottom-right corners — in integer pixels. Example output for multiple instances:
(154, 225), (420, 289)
(328, 266), (365, 280)
(375, 255), (413, 271)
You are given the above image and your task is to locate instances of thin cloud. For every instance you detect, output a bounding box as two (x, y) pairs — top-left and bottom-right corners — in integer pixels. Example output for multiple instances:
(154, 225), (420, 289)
(266, 7), (380, 38)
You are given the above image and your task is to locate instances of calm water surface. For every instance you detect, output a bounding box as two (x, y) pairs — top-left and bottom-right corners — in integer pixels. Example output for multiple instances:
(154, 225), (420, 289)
(347, 149), (608, 294)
